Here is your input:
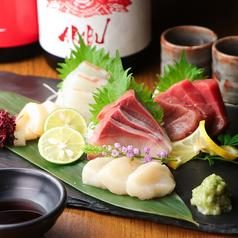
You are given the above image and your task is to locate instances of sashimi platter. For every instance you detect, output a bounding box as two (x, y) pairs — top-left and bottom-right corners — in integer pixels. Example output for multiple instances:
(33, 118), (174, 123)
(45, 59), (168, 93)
(1, 38), (238, 234)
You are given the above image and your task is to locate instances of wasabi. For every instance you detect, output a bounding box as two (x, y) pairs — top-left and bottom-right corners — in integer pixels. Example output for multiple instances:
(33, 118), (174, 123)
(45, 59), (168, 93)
(191, 173), (232, 215)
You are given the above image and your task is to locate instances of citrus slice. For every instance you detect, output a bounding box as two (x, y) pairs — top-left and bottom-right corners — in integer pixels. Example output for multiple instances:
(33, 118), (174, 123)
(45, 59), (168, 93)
(199, 120), (238, 160)
(168, 125), (202, 169)
(168, 120), (238, 169)
(38, 126), (85, 164)
(43, 108), (87, 136)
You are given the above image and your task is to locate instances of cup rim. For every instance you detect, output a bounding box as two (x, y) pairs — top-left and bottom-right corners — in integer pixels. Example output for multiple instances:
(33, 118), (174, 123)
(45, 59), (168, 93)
(161, 25), (217, 49)
(212, 35), (238, 58)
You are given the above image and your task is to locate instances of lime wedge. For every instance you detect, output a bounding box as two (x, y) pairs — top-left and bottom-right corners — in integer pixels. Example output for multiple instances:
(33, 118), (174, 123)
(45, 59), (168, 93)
(43, 108), (87, 136)
(38, 126), (85, 164)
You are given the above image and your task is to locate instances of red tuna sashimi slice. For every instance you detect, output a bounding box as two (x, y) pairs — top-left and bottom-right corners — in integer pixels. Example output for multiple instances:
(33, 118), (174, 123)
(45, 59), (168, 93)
(166, 78), (215, 127)
(97, 89), (166, 137)
(88, 117), (172, 160)
(192, 79), (230, 137)
(154, 93), (204, 141)
(105, 106), (172, 150)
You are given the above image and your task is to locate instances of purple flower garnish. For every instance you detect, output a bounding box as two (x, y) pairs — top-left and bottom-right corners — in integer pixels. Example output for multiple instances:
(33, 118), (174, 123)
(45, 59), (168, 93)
(126, 151), (134, 159)
(92, 143), (172, 164)
(145, 154), (152, 163)
(157, 151), (168, 158)
(144, 147), (150, 154)
(127, 145), (134, 151)
(133, 148), (140, 155)
(111, 149), (119, 157)
(114, 142), (121, 150)
(121, 146), (127, 154)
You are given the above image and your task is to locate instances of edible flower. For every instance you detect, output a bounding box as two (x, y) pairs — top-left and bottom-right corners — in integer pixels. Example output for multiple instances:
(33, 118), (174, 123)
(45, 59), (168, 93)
(83, 143), (176, 164)
(145, 154), (152, 163)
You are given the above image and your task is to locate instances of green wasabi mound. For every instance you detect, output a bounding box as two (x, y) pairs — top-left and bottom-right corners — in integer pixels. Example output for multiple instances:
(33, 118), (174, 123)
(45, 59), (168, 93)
(191, 173), (232, 215)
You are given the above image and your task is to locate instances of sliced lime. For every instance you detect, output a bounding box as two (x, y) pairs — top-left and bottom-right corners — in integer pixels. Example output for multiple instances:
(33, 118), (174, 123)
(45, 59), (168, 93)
(43, 108), (87, 136)
(38, 126), (85, 164)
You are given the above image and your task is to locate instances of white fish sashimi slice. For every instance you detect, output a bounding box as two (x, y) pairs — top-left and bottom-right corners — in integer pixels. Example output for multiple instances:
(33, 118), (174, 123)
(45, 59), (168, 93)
(62, 72), (108, 93)
(62, 89), (95, 122)
(55, 61), (110, 123)
(76, 61), (110, 79)
(62, 61), (109, 93)
(126, 162), (176, 200)
(82, 157), (113, 189)
(76, 73), (108, 92)
(98, 157), (142, 195)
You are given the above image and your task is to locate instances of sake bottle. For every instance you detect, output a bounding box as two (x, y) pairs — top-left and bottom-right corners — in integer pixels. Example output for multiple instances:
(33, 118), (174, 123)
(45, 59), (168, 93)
(0, 0), (40, 62)
(37, 0), (151, 72)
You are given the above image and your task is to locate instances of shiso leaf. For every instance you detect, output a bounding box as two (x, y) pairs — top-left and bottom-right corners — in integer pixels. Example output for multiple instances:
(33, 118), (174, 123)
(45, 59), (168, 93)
(56, 34), (163, 125)
(154, 50), (207, 95)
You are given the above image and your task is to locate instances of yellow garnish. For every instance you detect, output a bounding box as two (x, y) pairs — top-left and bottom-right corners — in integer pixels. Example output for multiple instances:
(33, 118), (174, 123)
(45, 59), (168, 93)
(168, 120), (238, 169)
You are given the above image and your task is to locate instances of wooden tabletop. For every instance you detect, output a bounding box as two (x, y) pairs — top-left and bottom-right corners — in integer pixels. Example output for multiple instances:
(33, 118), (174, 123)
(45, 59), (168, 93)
(1, 1), (238, 237)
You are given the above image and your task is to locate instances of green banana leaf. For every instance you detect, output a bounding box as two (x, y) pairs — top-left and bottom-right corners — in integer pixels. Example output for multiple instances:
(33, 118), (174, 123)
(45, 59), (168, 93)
(0, 91), (198, 226)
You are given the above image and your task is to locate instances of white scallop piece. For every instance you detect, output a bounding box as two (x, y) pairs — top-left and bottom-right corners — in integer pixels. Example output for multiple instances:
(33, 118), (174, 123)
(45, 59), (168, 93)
(126, 162), (176, 200)
(98, 156), (142, 195)
(82, 157), (113, 189)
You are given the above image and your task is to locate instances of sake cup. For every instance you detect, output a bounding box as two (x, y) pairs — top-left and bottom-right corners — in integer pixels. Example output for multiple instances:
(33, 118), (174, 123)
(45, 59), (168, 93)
(160, 25), (217, 77)
(212, 36), (238, 105)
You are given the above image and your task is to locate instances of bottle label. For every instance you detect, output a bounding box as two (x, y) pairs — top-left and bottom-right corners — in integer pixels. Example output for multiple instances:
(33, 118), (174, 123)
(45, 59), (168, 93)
(37, 0), (151, 58)
(0, 0), (38, 48)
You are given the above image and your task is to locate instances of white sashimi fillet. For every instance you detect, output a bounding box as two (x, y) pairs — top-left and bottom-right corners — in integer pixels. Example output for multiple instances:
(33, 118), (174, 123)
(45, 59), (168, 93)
(55, 61), (110, 123)
(126, 162), (176, 200)
(62, 61), (108, 94)
(59, 89), (95, 122)
(75, 61), (109, 79)
(98, 157), (142, 195)
(82, 157), (113, 189)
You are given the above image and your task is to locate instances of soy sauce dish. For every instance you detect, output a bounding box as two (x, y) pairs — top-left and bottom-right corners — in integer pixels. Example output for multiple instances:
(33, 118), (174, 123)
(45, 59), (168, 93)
(0, 168), (68, 238)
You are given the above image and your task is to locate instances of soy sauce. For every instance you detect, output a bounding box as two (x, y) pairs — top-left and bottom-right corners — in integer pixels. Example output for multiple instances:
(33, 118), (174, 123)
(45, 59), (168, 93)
(0, 199), (47, 224)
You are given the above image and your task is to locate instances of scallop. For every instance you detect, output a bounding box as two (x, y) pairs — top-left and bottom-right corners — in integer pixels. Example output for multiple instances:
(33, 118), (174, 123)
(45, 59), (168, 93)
(82, 157), (113, 189)
(98, 156), (142, 195)
(126, 162), (176, 200)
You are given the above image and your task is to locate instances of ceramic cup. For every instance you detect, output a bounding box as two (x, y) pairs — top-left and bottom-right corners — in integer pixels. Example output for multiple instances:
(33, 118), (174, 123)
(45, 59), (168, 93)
(160, 25), (217, 77)
(212, 36), (238, 105)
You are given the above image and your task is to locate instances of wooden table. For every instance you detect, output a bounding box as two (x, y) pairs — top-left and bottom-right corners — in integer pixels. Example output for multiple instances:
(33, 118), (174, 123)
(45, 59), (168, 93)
(1, 1), (238, 237)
